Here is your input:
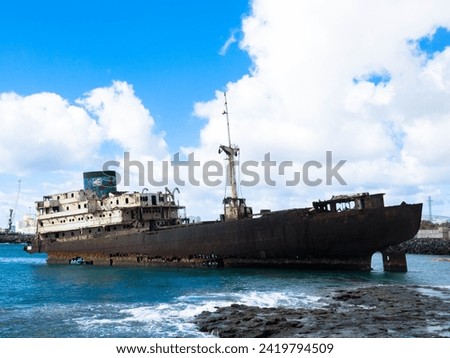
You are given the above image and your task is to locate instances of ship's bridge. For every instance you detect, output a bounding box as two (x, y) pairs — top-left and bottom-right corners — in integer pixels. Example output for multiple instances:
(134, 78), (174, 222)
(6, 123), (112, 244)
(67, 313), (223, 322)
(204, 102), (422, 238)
(313, 193), (385, 213)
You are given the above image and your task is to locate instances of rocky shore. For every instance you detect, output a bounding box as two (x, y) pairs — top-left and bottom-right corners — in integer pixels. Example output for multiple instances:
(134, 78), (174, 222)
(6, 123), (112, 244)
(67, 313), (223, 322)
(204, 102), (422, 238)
(397, 237), (450, 255)
(195, 223), (450, 338)
(396, 221), (450, 255)
(195, 284), (450, 338)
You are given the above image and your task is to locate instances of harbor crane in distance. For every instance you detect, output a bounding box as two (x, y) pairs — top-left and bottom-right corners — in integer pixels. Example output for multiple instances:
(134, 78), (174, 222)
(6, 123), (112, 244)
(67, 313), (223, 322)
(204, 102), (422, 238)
(7, 180), (21, 233)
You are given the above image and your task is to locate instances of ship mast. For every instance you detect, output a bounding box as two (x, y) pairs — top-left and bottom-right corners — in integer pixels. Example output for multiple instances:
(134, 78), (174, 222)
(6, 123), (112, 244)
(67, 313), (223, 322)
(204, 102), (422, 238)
(219, 92), (252, 221)
(220, 92), (238, 201)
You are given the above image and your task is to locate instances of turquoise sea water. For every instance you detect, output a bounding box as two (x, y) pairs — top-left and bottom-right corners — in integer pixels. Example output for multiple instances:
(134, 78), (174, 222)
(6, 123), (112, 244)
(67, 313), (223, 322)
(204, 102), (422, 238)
(0, 243), (449, 338)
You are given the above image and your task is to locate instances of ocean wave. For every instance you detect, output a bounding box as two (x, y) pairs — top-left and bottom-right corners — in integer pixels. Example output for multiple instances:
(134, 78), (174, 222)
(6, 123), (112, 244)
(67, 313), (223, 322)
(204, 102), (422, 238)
(415, 285), (450, 300)
(178, 290), (325, 309)
(72, 301), (214, 337)
(0, 257), (46, 265)
(237, 290), (323, 308)
(71, 289), (324, 337)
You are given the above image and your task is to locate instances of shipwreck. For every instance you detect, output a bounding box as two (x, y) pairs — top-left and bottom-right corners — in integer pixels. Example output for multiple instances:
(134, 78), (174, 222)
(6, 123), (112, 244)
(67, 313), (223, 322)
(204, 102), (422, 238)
(25, 94), (422, 271)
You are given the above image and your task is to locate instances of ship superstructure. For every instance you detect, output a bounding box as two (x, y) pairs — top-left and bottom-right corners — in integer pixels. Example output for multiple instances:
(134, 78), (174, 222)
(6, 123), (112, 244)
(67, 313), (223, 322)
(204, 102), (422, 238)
(34, 171), (185, 248)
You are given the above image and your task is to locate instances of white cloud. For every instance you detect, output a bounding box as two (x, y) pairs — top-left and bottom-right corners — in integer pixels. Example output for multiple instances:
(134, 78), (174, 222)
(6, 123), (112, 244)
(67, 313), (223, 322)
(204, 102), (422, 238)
(187, 0), (450, 218)
(0, 91), (102, 175)
(4, 1), (450, 224)
(219, 30), (238, 55)
(0, 81), (168, 176)
(0, 81), (169, 227)
(78, 81), (167, 160)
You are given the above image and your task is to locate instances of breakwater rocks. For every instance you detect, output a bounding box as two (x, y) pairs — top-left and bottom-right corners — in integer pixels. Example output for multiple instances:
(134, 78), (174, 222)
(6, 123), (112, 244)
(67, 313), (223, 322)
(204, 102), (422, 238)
(0, 233), (33, 244)
(399, 220), (450, 255)
(195, 285), (450, 338)
(398, 237), (450, 255)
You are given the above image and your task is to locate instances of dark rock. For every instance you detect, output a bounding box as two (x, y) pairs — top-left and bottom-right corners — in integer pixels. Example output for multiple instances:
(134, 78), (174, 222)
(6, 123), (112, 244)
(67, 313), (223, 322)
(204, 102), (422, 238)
(396, 237), (450, 255)
(194, 285), (450, 338)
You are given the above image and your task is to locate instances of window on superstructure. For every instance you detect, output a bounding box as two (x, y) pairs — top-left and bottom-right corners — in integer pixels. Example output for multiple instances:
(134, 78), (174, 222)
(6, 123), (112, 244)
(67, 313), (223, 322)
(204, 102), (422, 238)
(125, 198), (129, 204)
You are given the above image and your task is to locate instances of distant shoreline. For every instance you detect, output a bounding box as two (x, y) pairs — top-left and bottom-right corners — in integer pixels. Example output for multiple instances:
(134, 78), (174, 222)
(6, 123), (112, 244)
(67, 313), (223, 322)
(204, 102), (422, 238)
(0, 233), (34, 244)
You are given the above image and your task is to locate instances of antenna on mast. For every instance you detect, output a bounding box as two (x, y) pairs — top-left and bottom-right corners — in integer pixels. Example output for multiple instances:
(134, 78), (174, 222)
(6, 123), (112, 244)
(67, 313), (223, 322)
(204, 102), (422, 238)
(223, 92), (232, 148)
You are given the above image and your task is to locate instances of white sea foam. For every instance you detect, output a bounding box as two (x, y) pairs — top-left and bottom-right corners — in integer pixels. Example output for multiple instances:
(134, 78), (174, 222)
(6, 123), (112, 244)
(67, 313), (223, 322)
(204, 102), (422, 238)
(178, 289), (323, 309)
(73, 300), (223, 337)
(416, 286), (450, 300)
(119, 303), (213, 337)
(0, 257), (46, 265)
(72, 288), (323, 337)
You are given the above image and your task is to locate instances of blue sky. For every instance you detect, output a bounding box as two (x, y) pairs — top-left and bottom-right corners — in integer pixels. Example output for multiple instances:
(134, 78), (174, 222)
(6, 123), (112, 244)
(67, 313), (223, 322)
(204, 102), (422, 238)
(2, 1), (450, 228)
(0, 0), (251, 150)
(417, 26), (450, 59)
(0, 0), (251, 227)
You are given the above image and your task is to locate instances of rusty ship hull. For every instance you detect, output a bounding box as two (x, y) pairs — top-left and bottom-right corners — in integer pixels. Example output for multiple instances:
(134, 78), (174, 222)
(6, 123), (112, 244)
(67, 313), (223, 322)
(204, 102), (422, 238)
(31, 202), (422, 271)
(24, 96), (424, 271)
